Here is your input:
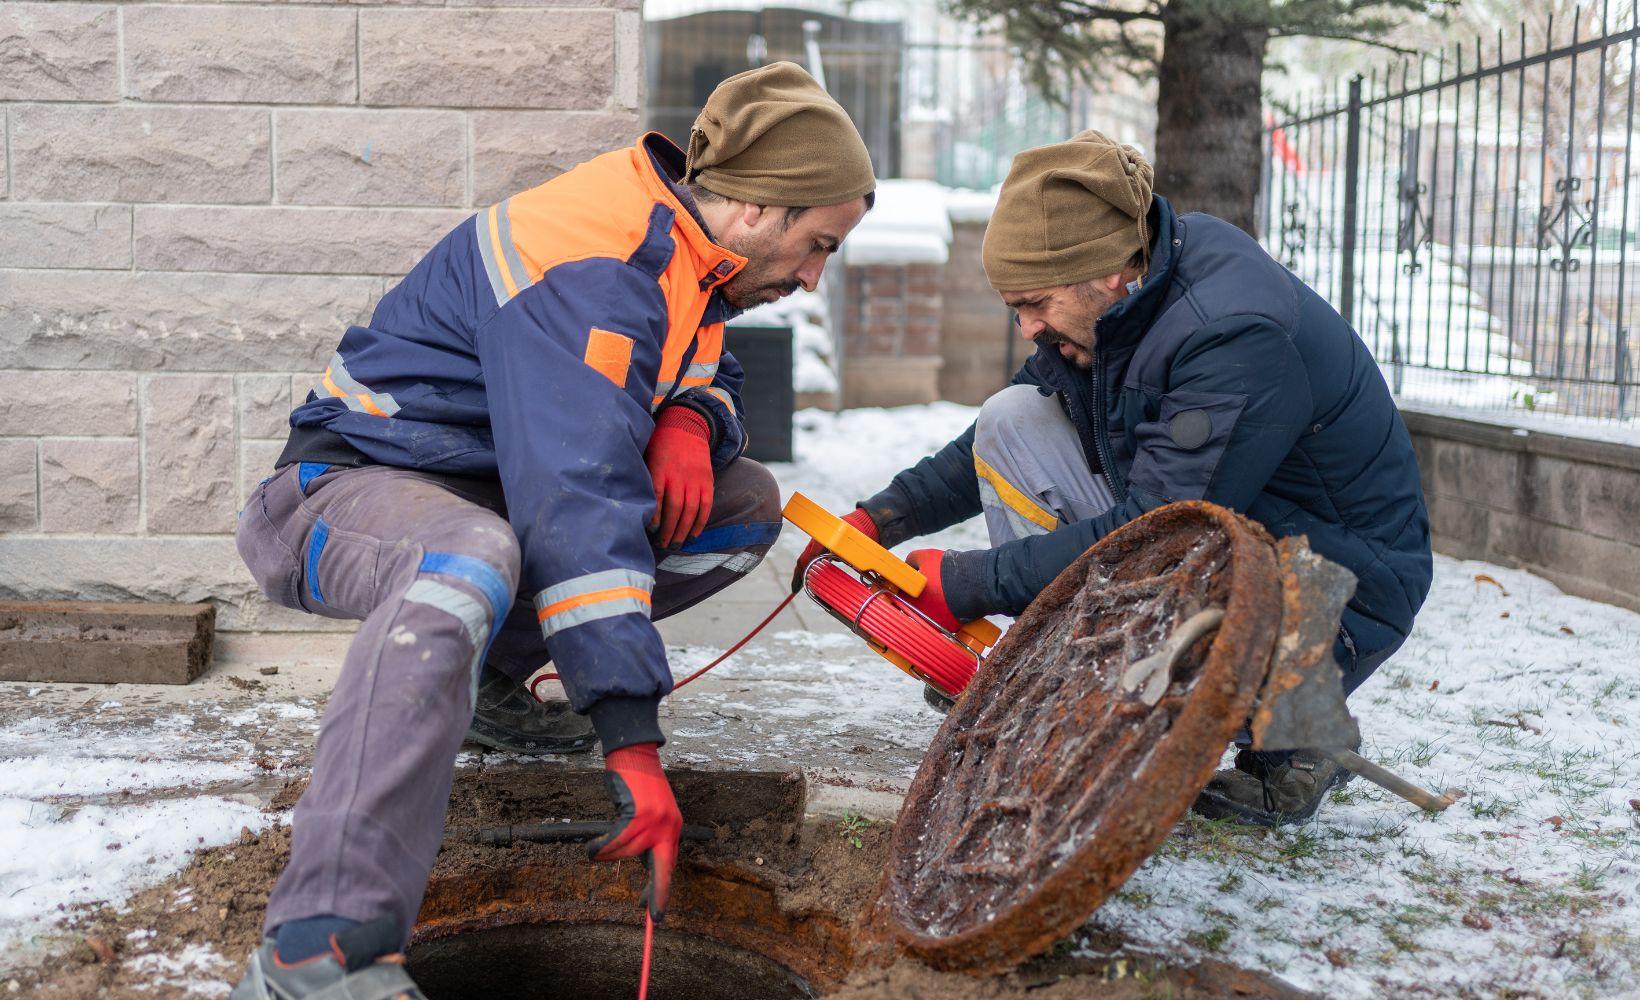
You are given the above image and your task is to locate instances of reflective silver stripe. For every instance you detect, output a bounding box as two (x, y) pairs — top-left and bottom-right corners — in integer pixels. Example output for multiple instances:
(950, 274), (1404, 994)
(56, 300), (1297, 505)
(652, 379), (676, 397)
(474, 206), (512, 307)
(657, 551), (760, 576)
(702, 387), (734, 410)
(326, 352), (401, 416)
(533, 568), (654, 638)
(402, 579), (491, 705)
(978, 477), (1051, 540)
(493, 197), (530, 296)
(683, 361), (717, 380)
(535, 568), (653, 608)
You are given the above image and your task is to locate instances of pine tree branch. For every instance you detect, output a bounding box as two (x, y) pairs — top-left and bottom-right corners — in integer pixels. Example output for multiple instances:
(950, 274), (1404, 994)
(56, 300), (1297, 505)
(1053, 0), (1165, 25)
(1268, 25), (1422, 56)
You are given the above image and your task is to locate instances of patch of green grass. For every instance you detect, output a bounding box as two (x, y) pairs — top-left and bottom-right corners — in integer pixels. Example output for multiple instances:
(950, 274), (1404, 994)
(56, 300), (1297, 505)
(1215, 871), (1243, 894)
(837, 809), (872, 849)
(1185, 925), (1230, 953)
(1572, 861), (1612, 892)
(1468, 796), (1516, 819)
(1114, 887), (1155, 910)
(1252, 895), (1282, 913)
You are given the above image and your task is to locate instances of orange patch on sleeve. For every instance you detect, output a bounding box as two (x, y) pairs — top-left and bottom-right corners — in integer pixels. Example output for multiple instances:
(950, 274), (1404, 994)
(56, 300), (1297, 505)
(584, 328), (634, 388)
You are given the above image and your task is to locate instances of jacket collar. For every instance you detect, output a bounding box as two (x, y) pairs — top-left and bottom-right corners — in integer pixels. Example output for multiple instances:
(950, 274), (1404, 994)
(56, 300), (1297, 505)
(1089, 195), (1177, 353)
(637, 133), (747, 291)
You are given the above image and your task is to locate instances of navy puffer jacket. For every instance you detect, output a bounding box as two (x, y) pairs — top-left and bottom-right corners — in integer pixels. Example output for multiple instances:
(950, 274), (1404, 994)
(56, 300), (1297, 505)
(863, 196), (1433, 692)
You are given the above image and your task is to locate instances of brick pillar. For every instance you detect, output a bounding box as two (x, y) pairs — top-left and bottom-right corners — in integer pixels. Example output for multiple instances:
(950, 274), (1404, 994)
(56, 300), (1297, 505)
(0, 0), (642, 630)
(841, 262), (947, 408)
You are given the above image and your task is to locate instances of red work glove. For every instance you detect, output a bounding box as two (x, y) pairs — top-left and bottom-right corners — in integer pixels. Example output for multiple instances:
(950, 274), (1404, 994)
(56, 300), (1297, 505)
(906, 549), (963, 633)
(790, 507), (878, 593)
(645, 406), (714, 549)
(588, 743), (683, 921)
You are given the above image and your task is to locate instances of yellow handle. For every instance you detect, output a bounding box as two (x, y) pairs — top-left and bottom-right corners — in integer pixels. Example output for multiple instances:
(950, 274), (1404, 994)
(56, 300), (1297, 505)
(783, 492), (925, 597)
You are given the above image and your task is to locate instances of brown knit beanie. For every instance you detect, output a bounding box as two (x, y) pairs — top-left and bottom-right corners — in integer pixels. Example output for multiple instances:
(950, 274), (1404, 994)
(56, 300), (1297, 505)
(685, 62), (876, 208)
(982, 130), (1155, 291)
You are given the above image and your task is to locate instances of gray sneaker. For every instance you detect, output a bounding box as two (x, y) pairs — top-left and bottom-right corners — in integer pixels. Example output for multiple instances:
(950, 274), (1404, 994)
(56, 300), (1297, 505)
(230, 918), (423, 1000)
(1191, 748), (1354, 827)
(464, 665), (595, 755)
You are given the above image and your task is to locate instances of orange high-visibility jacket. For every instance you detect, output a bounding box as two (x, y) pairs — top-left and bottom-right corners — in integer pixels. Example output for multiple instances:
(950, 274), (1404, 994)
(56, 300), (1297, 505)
(283, 134), (765, 733)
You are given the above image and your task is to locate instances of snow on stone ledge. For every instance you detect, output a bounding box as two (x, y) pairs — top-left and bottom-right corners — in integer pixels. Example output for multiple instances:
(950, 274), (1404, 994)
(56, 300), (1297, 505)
(944, 186), (999, 224)
(842, 178), (955, 266)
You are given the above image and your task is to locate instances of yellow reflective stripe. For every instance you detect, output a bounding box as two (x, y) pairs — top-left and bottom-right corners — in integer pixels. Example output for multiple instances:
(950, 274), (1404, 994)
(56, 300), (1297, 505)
(703, 387), (733, 410)
(973, 453), (1058, 531)
(487, 204), (520, 300)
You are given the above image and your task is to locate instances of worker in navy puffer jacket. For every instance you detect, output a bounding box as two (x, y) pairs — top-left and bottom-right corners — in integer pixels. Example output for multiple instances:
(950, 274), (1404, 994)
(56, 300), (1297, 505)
(799, 131), (1432, 828)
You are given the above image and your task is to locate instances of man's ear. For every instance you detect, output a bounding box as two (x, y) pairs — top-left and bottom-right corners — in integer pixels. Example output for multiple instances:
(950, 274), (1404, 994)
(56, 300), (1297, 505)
(739, 202), (771, 230)
(1101, 271), (1126, 294)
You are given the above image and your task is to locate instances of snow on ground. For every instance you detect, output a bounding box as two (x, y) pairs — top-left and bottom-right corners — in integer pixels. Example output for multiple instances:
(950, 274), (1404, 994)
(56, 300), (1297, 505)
(776, 403), (1640, 997)
(1, 403), (1635, 996)
(0, 703), (315, 966)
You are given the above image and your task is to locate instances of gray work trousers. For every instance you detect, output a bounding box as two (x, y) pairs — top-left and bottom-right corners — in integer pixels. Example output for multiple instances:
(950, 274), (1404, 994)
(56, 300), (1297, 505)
(236, 458), (781, 942)
(972, 384), (1116, 544)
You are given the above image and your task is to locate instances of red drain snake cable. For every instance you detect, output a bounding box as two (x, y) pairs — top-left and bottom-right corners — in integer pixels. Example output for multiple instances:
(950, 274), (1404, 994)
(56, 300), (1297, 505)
(801, 558), (979, 697)
(638, 911), (654, 1000)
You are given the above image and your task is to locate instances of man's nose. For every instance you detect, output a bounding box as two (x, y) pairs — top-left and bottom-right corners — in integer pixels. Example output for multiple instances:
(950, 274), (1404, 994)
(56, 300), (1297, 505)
(1016, 313), (1044, 340)
(796, 255), (825, 293)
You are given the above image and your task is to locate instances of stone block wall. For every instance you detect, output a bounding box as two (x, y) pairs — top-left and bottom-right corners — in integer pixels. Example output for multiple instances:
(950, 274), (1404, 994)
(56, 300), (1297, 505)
(0, 0), (641, 629)
(1403, 410), (1640, 614)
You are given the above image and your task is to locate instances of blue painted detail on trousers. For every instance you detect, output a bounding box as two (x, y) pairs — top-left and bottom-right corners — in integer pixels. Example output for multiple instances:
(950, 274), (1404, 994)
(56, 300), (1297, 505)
(306, 518), (331, 605)
(678, 520), (782, 554)
(419, 551), (513, 641)
(298, 462), (331, 492)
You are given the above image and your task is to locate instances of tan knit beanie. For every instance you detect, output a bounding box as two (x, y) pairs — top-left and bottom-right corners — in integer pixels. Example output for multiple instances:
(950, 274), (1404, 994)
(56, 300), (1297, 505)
(684, 62), (876, 208)
(982, 130), (1155, 291)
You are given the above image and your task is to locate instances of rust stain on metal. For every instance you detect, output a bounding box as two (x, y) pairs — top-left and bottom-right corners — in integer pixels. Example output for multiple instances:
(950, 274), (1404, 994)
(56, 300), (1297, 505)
(882, 502), (1283, 974)
(1250, 537), (1361, 753)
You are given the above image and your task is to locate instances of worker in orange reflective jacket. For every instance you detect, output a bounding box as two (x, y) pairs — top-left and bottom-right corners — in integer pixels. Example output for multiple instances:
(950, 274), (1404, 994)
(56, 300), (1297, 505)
(230, 63), (875, 1000)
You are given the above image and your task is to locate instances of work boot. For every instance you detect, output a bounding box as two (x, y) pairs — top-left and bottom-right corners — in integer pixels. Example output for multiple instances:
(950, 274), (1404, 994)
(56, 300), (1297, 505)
(465, 664), (595, 755)
(230, 916), (423, 1000)
(1190, 749), (1354, 827)
(922, 682), (955, 714)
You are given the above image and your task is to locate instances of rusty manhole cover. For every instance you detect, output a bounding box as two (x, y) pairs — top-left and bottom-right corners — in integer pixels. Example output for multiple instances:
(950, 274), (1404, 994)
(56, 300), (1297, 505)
(882, 501), (1284, 973)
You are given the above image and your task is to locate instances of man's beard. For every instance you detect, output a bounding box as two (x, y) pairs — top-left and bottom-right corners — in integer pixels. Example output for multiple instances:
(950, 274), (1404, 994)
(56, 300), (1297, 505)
(718, 227), (799, 309)
(721, 271), (799, 309)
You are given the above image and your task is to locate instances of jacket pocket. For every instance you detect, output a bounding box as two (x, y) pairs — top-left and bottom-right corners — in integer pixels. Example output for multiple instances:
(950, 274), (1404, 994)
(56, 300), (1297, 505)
(1125, 390), (1247, 504)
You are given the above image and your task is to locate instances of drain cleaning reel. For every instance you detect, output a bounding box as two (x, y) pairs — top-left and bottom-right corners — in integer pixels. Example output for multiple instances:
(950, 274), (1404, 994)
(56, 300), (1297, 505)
(783, 493), (1001, 698)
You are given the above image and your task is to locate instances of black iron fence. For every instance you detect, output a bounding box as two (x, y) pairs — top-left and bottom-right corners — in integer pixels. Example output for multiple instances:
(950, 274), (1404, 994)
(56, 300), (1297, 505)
(1261, 8), (1640, 429)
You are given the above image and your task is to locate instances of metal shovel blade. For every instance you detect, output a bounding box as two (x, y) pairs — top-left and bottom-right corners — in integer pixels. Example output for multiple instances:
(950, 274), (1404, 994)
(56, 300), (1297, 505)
(1252, 537), (1462, 812)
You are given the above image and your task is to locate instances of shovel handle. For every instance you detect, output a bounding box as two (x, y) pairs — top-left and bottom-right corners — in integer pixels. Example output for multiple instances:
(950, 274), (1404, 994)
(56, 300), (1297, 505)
(1319, 748), (1463, 813)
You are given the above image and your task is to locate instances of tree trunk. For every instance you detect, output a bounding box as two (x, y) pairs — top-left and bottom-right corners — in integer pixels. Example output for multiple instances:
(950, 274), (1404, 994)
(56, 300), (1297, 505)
(1153, 0), (1269, 235)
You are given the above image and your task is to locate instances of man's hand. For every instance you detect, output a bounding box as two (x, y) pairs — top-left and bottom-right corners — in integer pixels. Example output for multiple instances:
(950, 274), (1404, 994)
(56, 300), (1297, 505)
(905, 549), (963, 632)
(790, 507), (879, 593)
(587, 743), (683, 921)
(645, 407), (713, 549)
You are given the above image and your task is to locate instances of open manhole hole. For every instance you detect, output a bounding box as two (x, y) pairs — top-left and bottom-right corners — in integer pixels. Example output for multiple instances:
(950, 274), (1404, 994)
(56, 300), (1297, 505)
(408, 921), (813, 1000)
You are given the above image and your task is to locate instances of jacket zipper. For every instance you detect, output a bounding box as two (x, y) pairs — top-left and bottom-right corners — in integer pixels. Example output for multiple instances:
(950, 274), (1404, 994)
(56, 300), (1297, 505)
(1091, 352), (1128, 504)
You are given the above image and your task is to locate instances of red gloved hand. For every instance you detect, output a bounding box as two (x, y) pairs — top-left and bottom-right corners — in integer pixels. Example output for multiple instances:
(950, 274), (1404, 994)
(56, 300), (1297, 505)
(645, 407), (714, 549)
(791, 507), (878, 593)
(906, 549), (963, 633)
(588, 743), (683, 922)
